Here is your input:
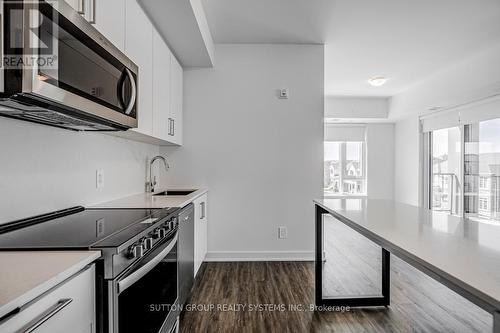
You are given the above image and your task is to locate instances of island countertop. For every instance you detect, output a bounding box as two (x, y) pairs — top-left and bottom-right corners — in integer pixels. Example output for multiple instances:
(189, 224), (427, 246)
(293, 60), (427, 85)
(314, 198), (500, 311)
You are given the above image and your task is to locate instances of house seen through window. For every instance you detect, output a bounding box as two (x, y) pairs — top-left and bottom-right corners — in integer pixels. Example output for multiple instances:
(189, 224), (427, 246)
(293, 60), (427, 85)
(324, 141), (366, 196)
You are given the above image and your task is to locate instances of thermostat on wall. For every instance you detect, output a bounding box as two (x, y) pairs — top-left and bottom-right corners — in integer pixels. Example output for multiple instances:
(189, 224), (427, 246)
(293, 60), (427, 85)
(279, 88), (289, 99)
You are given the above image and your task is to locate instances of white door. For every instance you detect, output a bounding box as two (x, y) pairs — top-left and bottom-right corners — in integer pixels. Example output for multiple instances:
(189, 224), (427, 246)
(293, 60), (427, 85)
(169, 55), (183, 145)
(194, 193), (208, 276)
(152, 28), (171, 140)
(91, 0), (126, 51)
(0, 265), (95, 333)
(125, 0), (153, 135)
(64, 0), (82, 12)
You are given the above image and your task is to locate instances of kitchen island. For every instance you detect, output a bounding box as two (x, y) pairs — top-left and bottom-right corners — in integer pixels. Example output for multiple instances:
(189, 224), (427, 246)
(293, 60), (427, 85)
(314, 198), (500, 333)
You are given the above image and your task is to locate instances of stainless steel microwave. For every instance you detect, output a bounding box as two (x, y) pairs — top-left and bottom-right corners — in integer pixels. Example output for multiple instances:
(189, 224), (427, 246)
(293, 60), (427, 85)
(0, 0), (138, 131)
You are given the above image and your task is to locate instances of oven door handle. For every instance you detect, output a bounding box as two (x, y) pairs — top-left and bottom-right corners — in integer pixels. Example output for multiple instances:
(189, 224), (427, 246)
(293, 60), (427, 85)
(117, 233), (178, 294)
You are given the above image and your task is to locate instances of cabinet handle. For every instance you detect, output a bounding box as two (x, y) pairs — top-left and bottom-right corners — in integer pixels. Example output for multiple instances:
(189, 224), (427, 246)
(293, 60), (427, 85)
(88, 0), (96, 24)
(77, 0), (85, 14)
(168, 118), (174, 136)
(200, 202), (205, 219)
(18, 298), (73, 333)
(172, 119), (175, 136)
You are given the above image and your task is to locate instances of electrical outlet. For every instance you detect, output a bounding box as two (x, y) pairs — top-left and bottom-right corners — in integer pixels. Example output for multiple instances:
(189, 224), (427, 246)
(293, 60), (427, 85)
(278, 226), (287, 239)
(279, 88), (289, 99)
(96, 218), (105, 237)
(96, 169), (104, 189)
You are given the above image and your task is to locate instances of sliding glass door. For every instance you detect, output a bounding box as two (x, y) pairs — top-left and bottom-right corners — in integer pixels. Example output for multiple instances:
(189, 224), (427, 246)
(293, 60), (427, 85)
(422, 99), (500, 224)
(464, 119), (500, 223)
(430, 127), (462, 216)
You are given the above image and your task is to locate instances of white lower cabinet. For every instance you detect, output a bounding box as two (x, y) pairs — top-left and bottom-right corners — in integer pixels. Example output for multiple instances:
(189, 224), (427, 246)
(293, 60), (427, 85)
(0, 265), (96, 333)
(193, 193), (208, 276)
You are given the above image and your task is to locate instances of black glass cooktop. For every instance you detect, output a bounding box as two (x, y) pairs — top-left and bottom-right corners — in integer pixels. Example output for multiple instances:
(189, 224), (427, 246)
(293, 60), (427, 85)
(0, 207), (178, 249)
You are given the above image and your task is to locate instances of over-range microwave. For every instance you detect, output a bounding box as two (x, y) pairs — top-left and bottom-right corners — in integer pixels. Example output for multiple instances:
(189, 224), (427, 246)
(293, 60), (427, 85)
(0, 0), (138, 131)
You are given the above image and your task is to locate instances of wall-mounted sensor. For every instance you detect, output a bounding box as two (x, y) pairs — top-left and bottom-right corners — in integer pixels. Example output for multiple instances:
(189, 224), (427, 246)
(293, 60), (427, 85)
(279, 88), (289, 99)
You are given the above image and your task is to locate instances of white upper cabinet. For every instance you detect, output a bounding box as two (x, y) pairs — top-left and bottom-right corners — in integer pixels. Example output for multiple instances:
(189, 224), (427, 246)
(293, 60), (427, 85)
(152, 28), (171, 141)
(63, 0), (125, 51)
(125, 0), (153, 135)
(169, 55), (183, 145)
(90, 0), (184, 145)
(91, 0), (126, 51)
(63, 0), (81, 12)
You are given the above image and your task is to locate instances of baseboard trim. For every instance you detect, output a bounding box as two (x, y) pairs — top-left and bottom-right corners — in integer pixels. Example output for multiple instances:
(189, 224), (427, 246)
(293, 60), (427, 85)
(205, 251), (314, 262)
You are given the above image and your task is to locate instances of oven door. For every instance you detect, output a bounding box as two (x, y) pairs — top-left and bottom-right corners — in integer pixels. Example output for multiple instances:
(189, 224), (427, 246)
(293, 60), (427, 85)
(4, 0), (138, 129)
(109, 233), (178, 333)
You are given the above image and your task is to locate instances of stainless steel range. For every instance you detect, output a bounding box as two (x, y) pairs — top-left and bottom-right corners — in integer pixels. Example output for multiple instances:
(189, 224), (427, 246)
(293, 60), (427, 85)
(0, 206), (182, 333)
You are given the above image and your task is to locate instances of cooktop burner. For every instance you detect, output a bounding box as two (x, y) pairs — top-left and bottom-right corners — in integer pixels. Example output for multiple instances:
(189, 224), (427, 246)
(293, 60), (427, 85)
(0, 207), (178, 250)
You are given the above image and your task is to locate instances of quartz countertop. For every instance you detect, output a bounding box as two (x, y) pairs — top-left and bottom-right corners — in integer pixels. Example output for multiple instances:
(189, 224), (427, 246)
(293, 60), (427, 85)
(0, 251), (101, 319)
(314, 198), (500, 310)
(91, 188), (208, 209)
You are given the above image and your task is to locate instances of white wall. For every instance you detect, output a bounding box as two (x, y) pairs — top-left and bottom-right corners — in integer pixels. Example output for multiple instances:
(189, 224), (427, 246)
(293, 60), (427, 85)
(391, 43), (500, 207)
(389, 42), (500, 120)
(394, 116), (420, 205)
(160, 44), (324, 261)
(0, 118), (159, 224)
(366, 123), (395, 200)
(325, 97), (388, 119)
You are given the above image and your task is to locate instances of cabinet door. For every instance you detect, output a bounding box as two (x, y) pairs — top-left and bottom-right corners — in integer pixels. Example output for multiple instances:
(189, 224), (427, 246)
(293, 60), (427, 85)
(193, 193), (208, 276)
(152, 28), (171, 140)
(64, 0), (82, 12)
(0, 265), (95, 333)
(169, 55), (183, 145)
(125, 0), (153, 135)
(91, 0), (125, 51)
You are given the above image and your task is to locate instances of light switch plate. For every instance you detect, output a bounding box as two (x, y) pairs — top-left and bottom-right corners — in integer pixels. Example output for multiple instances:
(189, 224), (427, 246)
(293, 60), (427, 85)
(96, 169), (104, 189)
(278, 226), (287, 239)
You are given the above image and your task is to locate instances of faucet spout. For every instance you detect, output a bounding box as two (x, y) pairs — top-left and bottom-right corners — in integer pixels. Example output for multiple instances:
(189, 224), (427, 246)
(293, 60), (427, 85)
(147, 155), (170, 193)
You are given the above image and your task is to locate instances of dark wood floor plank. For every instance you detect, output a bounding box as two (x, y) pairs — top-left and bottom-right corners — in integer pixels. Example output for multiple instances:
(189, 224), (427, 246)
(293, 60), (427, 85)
(180, 216), (491, 332)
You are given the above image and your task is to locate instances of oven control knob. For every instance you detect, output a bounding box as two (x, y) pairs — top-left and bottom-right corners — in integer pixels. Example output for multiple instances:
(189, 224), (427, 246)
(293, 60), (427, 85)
(171, 217), (178, 228)
(158, 228), (168, 238)
(166, 221), (173, 230)
(153, 228), (162, 239)
(128, 244), (143, 259)
(143, 237), (153, 250)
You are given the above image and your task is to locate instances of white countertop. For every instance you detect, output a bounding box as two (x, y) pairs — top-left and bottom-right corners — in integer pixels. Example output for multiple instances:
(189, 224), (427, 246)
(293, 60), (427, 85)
(314, 198), (500, 309)
(0, 251), (101, 319)
(91, 188), (208, 209)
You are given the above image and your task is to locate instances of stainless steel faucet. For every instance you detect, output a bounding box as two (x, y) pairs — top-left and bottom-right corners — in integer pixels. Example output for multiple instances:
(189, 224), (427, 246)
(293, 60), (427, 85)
(147, 155), (169, 193)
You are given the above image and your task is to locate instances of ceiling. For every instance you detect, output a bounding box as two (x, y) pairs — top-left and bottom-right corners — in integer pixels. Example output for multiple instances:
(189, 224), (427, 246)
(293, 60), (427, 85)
(201, 0), (500, 97)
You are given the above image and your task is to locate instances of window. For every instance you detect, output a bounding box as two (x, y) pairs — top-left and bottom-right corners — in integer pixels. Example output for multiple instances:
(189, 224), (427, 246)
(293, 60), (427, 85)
(424, 115), (500, 224)
(464, 118), (500, 223)
(430, 127), (462, 215)
(324, 142), (366, 196)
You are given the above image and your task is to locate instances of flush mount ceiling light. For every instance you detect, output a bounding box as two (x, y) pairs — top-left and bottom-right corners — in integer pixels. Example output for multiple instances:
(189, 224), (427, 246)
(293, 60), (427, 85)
(368, 77), (387, 87)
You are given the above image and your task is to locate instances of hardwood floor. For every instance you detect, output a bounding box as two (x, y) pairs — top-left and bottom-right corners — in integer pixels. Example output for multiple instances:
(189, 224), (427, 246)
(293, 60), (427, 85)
(180, 216), (492, 332)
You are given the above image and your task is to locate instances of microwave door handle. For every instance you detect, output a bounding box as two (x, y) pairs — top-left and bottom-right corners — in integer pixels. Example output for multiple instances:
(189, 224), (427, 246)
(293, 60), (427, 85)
(117, 233), (178, 294)
(123, 68), (137, 116)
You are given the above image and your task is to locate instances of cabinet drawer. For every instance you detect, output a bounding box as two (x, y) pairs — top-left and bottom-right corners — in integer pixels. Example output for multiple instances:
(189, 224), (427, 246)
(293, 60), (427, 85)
(0, 265), (95, 333)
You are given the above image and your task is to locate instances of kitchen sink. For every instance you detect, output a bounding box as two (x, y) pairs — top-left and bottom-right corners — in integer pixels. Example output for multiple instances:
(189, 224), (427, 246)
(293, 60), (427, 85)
(153, 190), (196, 196)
